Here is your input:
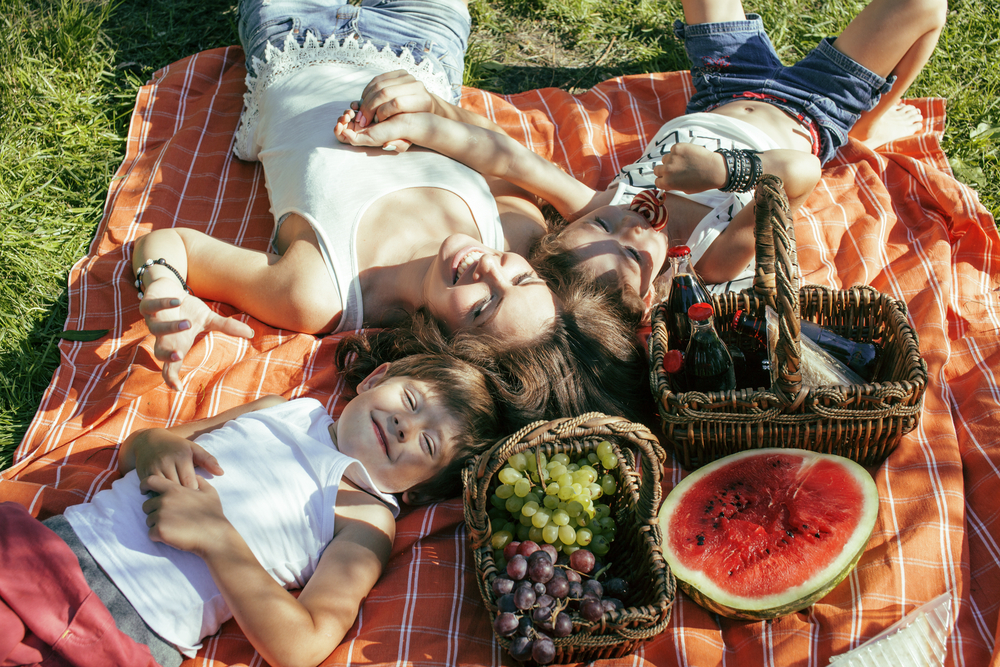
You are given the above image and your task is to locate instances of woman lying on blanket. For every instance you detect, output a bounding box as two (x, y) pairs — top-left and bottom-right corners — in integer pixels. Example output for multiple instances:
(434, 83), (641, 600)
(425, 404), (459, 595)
(134, 0), (650, 423)
(0, 345), (506, 667)
(339, 0), (945, 315)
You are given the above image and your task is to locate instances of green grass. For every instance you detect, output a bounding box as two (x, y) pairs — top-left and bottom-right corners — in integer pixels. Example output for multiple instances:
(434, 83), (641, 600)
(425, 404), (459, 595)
(1, 0), (997, 468)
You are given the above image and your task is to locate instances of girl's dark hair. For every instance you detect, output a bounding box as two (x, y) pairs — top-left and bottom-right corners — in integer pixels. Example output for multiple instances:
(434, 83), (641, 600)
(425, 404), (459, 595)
(336, 348), (504, 504)
(339, 272), (656, 435)
(530, 224), (649, 325)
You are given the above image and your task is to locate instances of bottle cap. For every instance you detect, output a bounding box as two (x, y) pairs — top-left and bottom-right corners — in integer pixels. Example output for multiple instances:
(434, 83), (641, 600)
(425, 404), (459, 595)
(662, 349), (684, 373)
(732, 309), (745, 329)
(667, 245), (691, 258)
(687, 302), (713, 322)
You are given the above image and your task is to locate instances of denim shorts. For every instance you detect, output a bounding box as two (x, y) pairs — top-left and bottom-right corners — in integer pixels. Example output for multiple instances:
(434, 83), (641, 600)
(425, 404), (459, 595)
(238, 0), (471, 102)
(675, 15), (896, 164)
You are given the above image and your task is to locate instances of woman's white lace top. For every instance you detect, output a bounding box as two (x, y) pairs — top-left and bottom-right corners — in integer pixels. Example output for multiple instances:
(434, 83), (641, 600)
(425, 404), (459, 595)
(233, 33), (503, 332)
(234, 32), (452, 160)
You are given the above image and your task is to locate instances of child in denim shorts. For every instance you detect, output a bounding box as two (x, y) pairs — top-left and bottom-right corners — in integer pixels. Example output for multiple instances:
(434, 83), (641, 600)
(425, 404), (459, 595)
(676, 0), (945, 164)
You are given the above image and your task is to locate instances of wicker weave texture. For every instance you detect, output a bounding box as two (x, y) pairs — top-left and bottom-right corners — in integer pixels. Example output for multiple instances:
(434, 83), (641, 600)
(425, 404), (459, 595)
(649, 176), (928, 470)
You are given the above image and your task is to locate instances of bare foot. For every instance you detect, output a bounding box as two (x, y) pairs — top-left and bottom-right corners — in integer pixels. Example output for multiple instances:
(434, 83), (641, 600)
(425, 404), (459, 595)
(852, 103), (924, 150)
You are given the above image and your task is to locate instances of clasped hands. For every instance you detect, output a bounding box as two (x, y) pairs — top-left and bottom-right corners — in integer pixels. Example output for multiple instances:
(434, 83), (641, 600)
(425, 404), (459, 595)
(335, 70), (440, 152)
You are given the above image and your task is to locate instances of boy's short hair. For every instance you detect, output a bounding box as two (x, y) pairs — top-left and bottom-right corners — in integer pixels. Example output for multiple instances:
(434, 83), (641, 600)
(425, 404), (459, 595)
(338, 350), (503, 503)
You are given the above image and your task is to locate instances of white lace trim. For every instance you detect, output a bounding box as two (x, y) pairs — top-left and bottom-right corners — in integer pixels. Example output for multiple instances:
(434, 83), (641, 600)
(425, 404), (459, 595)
(234, 31), (452, 160)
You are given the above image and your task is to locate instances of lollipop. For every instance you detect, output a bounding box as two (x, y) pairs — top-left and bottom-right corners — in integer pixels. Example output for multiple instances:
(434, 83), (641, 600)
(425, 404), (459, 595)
(628, 189), (668, 231)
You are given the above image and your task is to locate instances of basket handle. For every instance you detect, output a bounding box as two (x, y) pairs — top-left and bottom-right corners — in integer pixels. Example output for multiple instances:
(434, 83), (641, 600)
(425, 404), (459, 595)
(466, 413), (667, 550)
(751, 175), (804, 403)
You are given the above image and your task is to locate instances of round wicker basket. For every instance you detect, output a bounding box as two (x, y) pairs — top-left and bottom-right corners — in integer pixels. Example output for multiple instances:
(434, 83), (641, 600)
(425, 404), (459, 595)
(462, 413), (675, 663)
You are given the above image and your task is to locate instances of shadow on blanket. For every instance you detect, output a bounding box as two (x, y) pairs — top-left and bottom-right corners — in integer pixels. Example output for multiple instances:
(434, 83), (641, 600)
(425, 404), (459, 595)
(2, 46), (999, 667)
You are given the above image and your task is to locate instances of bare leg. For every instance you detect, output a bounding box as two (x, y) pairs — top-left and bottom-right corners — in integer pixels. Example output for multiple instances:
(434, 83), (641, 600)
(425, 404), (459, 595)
(831, 0), (948, 146)
(680, 0), (747, 25)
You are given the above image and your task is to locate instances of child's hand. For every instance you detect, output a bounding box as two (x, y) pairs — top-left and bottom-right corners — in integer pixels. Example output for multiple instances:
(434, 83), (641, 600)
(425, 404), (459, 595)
(135, 433), (223, 492)
(335, 108), (413, 152)
(139, 277), (254, 390)
(653, 143), (728, 194)
(351, 70), (435, 129)
(142, 475), (232, 556)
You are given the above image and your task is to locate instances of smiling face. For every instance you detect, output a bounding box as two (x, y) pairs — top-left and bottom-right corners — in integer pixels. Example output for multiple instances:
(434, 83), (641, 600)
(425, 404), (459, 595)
(333, 365), (462, 495)
(423, 234), (559, 344)
(558, 205), (669, 298)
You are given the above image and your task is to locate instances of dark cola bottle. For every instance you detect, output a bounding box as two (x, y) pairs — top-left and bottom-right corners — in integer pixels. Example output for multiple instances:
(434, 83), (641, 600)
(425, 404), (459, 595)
(798, 321), (880, 381)
(684, 303), (736, 393)
(664, 245), (711, 351)
(732, 310), (879, 381)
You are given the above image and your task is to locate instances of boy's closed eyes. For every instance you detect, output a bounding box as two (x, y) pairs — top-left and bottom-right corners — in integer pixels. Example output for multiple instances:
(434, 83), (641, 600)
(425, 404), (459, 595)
(331, 364), (462, 497)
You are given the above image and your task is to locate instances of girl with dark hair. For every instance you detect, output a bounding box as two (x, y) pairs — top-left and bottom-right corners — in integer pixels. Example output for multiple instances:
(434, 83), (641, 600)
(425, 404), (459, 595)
(133, 0), (656, 424)
(133, 0), (560, 391)
(338, 0), (944, 315)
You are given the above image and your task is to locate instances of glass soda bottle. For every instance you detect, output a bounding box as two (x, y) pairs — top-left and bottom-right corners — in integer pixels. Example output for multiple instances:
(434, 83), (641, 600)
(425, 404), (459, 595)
(664, 245), (711, 351)
(732, 310), (879, 381)
(684, 303), (736, 392)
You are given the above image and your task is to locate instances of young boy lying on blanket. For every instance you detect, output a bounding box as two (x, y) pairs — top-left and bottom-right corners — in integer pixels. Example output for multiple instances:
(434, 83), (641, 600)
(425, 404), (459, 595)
(338, 0), (945, 312)
(0, 346), (504, 667)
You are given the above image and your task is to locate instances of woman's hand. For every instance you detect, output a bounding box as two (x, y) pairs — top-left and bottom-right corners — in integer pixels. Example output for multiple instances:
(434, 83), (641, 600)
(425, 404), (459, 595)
(139, 277), (254, 390)
(335, 108), (414, 152)
(351, 70), (436, 128)
(142, 475), (233, 557)
(653, 142), (728, 194)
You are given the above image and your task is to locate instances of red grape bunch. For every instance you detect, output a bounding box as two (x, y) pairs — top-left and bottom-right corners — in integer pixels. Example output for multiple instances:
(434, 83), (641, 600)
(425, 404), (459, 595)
(490, 540), (629, 664)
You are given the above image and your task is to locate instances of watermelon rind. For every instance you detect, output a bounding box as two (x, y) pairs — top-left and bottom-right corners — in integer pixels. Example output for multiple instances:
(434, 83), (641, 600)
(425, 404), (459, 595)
(658, 448), (879, 621)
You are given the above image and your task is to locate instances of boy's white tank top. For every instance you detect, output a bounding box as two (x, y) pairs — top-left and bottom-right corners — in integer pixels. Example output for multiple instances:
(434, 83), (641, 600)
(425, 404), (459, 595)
(64, 398), (398, 657)
(234, 35), (504, 332)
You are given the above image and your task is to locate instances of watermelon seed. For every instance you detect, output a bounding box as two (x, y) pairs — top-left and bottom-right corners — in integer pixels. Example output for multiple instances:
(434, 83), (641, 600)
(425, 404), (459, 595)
(696, 534), (705, 546)
(814, 533), (821, 539)
(785, 530), (794, 538)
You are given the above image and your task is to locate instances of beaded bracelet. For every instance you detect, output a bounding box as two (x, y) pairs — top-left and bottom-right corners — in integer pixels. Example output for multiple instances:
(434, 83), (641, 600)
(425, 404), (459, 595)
(715, 147), (763, 193)
(134, 258), (190, 300)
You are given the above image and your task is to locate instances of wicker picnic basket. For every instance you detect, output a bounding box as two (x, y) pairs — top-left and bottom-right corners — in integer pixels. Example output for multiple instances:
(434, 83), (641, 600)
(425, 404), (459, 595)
(649, 175), (928, 470)
(462, 413), (675, 663)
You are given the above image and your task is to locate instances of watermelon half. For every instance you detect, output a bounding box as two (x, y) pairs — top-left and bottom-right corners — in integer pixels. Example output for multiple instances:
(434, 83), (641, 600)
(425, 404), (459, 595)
(658, 448), (879, 620)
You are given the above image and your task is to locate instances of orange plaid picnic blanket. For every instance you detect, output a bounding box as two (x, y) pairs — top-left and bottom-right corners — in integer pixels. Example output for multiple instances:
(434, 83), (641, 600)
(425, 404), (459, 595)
(3, 46), (999, 667)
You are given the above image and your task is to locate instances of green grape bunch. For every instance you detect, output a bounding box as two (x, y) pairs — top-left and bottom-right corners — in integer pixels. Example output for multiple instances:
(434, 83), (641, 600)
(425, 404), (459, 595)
(487, 441), (621, 570)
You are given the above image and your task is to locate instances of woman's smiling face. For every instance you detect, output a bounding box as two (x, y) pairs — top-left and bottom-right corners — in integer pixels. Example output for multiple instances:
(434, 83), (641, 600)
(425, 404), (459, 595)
(558, 205), (669, 298)
(423, 234), (559, 343)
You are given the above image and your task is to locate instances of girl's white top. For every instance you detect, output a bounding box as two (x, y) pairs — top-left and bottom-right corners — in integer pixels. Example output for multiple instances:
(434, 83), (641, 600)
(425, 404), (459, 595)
(234, 33), (503, 331)
(65, 398), (399, 657)
(609, 112), (780, 293)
